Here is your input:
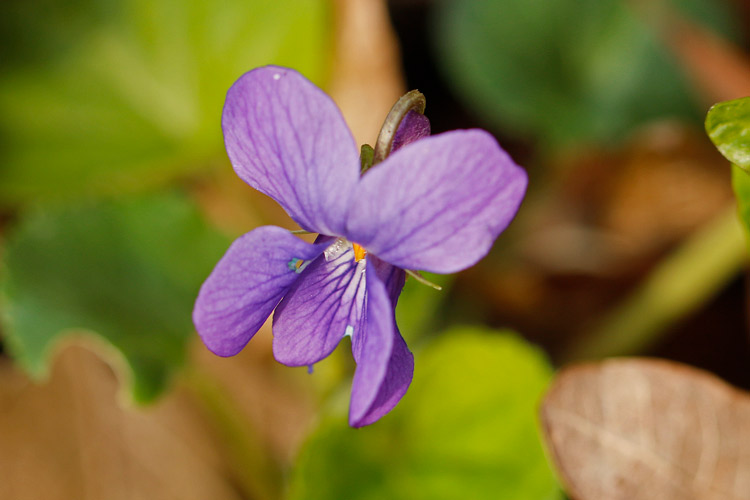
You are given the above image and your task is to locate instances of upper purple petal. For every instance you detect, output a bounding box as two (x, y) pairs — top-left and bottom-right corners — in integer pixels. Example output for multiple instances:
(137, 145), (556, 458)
(349, 258), (414, 427)
(391, 110), (431, 153)
(193, 226), (327, 356)
(222, 66), (360, 235)
(344, 130), (527, 274)
(272, 238), (366, 367)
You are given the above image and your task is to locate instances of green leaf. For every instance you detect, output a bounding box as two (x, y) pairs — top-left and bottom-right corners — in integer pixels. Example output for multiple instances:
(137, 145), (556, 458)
(432, 0), (738, 146)
(0, 192), (230, 402)
(706, 97), (750, 172)
(289, 328), (562, 500)
(706, 97), (750, 250)
(732, 165), (750, 244)
(0, 0), (332, 204)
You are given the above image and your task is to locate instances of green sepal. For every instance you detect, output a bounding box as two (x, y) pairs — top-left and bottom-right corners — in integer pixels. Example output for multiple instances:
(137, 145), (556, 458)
(360, 144), (374, 173)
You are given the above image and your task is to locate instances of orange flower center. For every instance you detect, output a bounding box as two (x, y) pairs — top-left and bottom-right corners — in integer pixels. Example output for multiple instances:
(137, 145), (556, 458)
(352, 243), (367, 262)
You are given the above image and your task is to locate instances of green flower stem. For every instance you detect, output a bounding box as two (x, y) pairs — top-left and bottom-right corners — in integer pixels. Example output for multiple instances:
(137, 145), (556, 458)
(564, 205), (746, 361)
(181, 366), (283, 500)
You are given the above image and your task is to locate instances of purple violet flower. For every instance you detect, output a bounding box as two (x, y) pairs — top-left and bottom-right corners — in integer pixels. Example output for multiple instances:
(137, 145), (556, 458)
(193, 66), (527, 427)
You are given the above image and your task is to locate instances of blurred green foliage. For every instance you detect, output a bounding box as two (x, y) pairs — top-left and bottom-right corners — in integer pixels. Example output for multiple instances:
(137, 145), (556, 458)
(395, 272), (453, 343)
(0, 0), (332, 402)
(0, 193), (229, 402)
(289, 328), (561, 500)
(433, 0), (738, 147)
(0, 0), (332, 205)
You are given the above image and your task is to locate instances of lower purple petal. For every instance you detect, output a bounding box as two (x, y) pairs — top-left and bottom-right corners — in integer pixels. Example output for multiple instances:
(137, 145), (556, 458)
(272, 239), (367, 366)
(369, 255), (406, 306)
(193, 226), (326, 356)
(349, 259), (414, 427)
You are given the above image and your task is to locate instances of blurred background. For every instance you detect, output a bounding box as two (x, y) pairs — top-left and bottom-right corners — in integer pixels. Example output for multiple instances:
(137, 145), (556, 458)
(1, 0), (749, 498)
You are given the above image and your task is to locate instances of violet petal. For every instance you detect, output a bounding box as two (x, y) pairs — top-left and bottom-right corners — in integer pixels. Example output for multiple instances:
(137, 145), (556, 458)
(222, 66), (359, 235)
(193, 226), (327, 356)
(272, 239), (366, 366)
(391, 110), (431, 153)
(345, 130), (527, 274)
(368, 254), (406, 305)
(349, 258), (414, 427)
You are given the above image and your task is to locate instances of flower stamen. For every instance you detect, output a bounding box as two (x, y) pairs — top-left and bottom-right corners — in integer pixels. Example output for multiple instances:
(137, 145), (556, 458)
(287, 258), (308, 274)
(352, 243), (367, 262)
(405, 269), (442, 290)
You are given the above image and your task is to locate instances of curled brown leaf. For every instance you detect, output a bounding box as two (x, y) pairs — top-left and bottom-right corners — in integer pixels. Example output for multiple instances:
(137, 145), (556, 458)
(0, 344), (244, 500)
(541, 358), (750, 500)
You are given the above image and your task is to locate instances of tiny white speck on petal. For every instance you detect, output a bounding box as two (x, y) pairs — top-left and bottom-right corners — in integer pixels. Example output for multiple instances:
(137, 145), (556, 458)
(324, 237), (351, 262)
(273, 73), (281, 80)
(344, 325), (354, 338)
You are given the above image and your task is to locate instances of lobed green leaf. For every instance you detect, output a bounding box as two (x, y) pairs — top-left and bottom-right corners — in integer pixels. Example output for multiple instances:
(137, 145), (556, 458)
(0, 192), (229, 402)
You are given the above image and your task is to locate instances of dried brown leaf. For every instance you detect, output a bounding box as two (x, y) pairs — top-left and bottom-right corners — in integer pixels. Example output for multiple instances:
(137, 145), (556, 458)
(629, 1), (750, 104)
(0, 344), (244, 500)
(661, 15), (750, 104)
(541, 358), (750, 500)
(328, 0), (405, 146)
(189, 328), (316, 465)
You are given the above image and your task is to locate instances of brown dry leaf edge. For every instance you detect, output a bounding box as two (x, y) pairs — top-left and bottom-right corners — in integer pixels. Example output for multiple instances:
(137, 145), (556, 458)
(0, 344), (244, 500)
(541, 358), (750, 500)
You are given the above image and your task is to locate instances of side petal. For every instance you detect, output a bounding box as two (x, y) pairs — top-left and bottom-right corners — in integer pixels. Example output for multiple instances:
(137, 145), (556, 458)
(272, 239), (366, 367)
(193, 226), (327, 357)
(349, 259), (414, 427)
(222, 66), (360, 235)
(391, 110), (431, 153)
(345, 130), (527, 274)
